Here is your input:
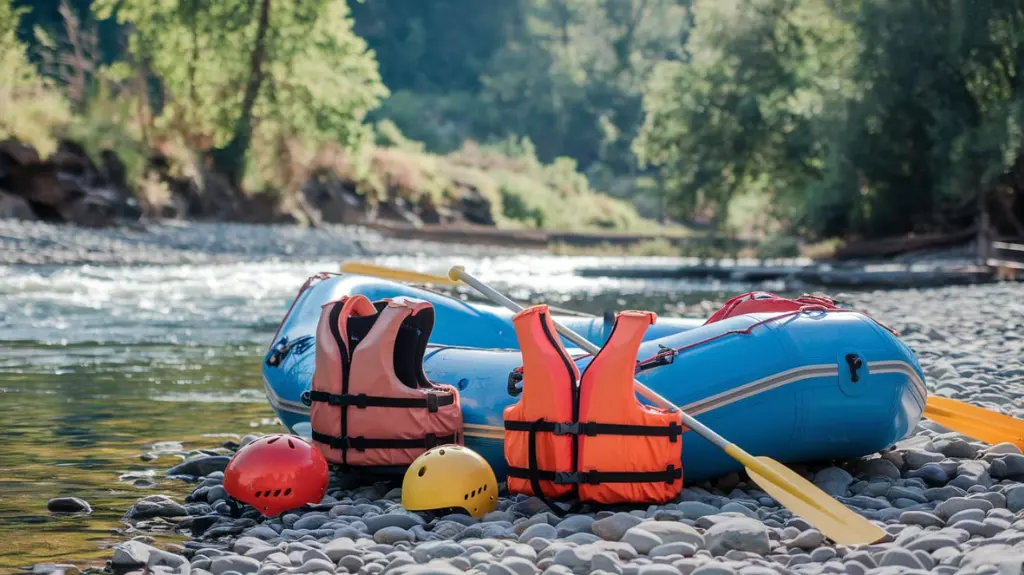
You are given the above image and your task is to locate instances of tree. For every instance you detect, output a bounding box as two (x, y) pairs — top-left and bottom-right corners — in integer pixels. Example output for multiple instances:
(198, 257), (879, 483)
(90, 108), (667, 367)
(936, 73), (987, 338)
(633, 0), (858, 227)
(92, 0), (388, 189)
(0, 0), (72, 155)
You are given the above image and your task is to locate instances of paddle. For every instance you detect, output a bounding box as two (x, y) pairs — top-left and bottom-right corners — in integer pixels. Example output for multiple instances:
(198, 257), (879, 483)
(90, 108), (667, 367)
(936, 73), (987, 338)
(340, 262), (459, 286)
(447, 265), (886, 546)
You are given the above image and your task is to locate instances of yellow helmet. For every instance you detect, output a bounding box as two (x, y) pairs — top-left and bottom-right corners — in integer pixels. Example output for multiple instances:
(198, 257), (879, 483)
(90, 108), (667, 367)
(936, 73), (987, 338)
(401, 444), (498, 519)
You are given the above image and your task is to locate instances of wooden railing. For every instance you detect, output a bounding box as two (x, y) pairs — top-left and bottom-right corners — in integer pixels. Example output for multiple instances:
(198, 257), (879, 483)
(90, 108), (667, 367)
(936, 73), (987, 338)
(987, 239), (1024, 280)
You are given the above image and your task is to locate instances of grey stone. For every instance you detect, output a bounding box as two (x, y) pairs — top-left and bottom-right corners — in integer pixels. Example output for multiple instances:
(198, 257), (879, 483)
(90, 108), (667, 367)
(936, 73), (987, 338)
(554, 515), (594, 537)
(787, 530), (824, 550)
(634, 560), (684, 568)
(593, 513), (645, 541)
(948, 508), (986, 524)
(897, 511), (944, 528)
(292, 513), (330, 531)
(904, 534), (960, 553)
(209, 556), (261, 575)
(499, 557), (539, 575)
(127, 495), (188, 519)
(904, 449), (944, 470)
(649, 543), (697, 558)
(594, 541), (641, 561)
(46, 497), (92, 514)
(365, 514), (425, 533)
(623, 528), (663, 554)
(1006, 485), (1024, 512)
(552, 546), (597, 569)
(704, 518), (770, 556)
(935, 496), (993, 520)
(519, 523), (557, 542)
(374, 527), (412, 544)
(500, 544), (537, 562)
(813, 467), (854, 497)
(677, 503), (719, 520)
(290, 558), (335, 573)
(111, 541), (155, 567)
(325, 538), (363, 561)
(166, 455), (230, 478)
(856, 459), (900, 480)
(876, 548), (922, 570)
(636, 522), (704, 548)
(564, 533), (600, 545)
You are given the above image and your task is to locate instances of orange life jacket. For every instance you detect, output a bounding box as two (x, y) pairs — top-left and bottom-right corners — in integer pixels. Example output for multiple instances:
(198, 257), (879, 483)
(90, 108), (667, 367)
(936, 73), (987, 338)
(503, 304), (684, 511)
(308, 295), (462, 471)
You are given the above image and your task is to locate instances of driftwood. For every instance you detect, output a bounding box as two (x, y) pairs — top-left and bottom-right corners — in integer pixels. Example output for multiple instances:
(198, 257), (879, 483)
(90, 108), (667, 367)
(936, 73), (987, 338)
(830, 228), (978, 261)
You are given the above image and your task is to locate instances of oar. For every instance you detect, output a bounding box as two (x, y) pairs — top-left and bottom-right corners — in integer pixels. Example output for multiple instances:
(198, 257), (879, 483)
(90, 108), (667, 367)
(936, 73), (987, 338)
(447, 265), (886, 546)
(344, 262), (1024, 450)
(340, 262), (458, 286)
(924, 397), (1024, 448)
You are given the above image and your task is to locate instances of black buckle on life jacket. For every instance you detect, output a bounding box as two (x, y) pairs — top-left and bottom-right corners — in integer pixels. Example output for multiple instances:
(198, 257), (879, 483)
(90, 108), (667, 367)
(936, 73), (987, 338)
(351, 394), (368, 409)
(423, 433), (440, 448)
(551, 422), (599, 436)
(425, 393), (439, 413)
(552, 471), (584, 485)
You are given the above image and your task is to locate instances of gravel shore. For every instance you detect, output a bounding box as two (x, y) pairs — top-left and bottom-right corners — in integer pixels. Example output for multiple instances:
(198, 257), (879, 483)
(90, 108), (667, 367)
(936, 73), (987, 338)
(23, 282), (1022, 575)
(0, 220), (531, 265)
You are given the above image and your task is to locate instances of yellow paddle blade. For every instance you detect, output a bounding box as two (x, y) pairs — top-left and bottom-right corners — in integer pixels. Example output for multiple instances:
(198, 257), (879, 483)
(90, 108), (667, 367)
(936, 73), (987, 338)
(924, 396), (1024, 449)
(726, 446), (887, 545)
(340, 262), (459, 286)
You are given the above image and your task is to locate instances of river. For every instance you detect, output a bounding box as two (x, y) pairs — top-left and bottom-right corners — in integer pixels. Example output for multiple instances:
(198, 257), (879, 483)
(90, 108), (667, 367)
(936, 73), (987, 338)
(0, 256), (761, 572)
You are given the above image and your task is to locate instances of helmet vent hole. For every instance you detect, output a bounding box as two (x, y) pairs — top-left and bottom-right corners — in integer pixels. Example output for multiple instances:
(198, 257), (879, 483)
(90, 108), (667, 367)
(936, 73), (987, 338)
(288, 439), (295, 449)
(284, 488), (292, 496)
(268, 437), (279, 444)
(254, 491), (262, 497)
(483, 485), (487, 492)
(470, 489), (476, 497)
(274, 489), (282, 496)
(418, 466), (426, 477)
(464, 494), (468, 500)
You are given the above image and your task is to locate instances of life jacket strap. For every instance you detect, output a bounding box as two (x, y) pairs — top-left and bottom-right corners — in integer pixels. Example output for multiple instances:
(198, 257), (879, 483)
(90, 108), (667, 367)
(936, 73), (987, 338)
(311, 431), (456, 451)
(506, 465), (683, 485)
(308, 390), (453, 412)
(504, 420), (682, 442)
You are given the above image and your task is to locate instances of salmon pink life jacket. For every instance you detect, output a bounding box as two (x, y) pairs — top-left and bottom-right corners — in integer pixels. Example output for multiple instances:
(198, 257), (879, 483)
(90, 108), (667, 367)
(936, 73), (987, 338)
(308, 295), (462, 471)
(503, 304), (684, 514)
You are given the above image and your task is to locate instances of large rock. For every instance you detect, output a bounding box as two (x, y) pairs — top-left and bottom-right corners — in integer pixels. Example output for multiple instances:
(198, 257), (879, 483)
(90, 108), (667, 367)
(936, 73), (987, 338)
(0, 189), (36, 220)
(703, 518), (770, 556)
(302, 171), (370, 225)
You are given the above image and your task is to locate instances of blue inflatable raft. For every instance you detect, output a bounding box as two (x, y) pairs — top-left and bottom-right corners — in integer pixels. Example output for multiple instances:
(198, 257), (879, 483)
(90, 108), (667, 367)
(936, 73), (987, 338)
(262, 274), (927, 482)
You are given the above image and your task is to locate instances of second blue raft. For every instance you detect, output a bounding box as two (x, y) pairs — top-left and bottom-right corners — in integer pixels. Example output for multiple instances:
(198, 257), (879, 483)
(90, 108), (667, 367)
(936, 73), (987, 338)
(262, 274), (927, 483)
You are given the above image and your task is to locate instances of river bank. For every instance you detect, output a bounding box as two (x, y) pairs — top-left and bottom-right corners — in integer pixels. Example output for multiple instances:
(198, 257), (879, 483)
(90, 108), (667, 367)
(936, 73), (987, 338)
(4, 258), (1023, 575)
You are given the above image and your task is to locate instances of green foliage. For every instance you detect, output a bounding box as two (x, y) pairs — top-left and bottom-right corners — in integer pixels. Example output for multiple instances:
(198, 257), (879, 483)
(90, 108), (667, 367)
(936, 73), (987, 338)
(635, 0), (1024, 239)
(91, 0), (388, 189)
(0, 0), (72, 155)
(635, 0), (857, 227)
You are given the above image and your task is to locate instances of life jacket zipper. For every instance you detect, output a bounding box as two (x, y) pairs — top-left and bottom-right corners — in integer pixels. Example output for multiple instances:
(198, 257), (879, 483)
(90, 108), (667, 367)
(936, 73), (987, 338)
(327, 302), (350, 466)
(538, 312), (579, 496)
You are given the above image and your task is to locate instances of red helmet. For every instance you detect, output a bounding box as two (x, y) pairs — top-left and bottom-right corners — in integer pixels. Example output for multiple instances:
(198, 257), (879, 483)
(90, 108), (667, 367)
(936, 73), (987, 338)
(223, 434), (329, 516)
